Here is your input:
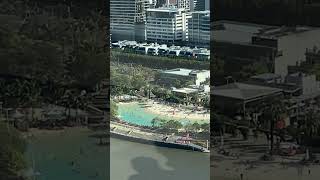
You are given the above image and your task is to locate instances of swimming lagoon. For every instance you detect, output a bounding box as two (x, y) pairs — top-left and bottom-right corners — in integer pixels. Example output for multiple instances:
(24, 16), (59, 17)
(117, 102), (200, 126)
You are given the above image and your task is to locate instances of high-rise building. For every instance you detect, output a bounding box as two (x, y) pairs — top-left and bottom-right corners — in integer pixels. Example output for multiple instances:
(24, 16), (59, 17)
(150, 0), (157, 8)
(194, 0), (209, 11)
(176, 0), (191, 11)
(146, 7), (190, 43)
(155, 0), (167, 7)
(110, 0), (151, 41)
(156, 0), (192, 11)
(188, 10), (210, 47)
(190, 0), (196, 11)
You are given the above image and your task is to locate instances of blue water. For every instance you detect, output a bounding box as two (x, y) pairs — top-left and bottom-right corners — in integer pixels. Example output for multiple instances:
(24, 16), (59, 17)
(25, 129), (109, 180)
(117, 103), (193, 126)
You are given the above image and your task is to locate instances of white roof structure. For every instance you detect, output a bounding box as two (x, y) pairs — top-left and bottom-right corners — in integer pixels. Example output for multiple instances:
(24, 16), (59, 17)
(172, 88), (198, 94)
(147, 7), (185, 13)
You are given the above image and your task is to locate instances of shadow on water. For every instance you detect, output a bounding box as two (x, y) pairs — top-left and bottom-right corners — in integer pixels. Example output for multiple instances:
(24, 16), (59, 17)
(129, 157), (175, 180)
(128, 143), (210, 180)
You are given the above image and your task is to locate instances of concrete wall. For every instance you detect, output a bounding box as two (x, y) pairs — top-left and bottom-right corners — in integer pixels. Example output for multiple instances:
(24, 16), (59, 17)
(301, 74), (318, 95)
(275, 29), (320, 77)
(194, 71), (210, 85)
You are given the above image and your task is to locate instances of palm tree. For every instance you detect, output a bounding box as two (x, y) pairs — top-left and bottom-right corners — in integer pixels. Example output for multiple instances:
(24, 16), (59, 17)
(265, 99), (286, 155)
(151, 117), (162, 127)
(212, 112), (225, 148)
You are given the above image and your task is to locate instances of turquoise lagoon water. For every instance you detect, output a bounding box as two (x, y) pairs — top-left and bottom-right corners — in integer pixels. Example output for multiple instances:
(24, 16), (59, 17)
(117, 102), (194, 126)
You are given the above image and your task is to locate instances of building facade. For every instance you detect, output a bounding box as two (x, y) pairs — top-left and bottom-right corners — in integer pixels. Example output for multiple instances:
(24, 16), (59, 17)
(188, 10), (210, 47)
(253, 27), (320, 77)
(286, 73), (320, 96)
(110, 0), (151, 41)
(213, 21), (320, 79)
(176, 0), (191, 11)
(194, 0), (209, 11)
(146, 7), (190, 43)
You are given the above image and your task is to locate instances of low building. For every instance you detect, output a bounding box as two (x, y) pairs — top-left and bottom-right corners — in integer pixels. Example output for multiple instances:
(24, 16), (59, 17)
(172, 87), (199, 97)
(157, 68), (210, 86)
(212, 82), (283, 117)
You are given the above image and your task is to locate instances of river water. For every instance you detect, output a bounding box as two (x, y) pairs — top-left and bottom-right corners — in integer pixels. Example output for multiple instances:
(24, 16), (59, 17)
(26, 128), (210, 180)
(111, 138), (210, 180)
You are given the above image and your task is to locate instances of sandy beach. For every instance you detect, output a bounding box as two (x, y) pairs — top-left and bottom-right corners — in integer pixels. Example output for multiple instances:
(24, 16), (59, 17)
(117, 100), (210, 123)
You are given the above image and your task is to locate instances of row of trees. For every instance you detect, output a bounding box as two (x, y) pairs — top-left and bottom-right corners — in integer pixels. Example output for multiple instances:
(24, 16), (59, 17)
(110, 63), (153, 95)
(151, 117), (209, 133)
(111, 50), (210, 70)
(0, 0), (107, 108)
(0, 0), (107, 179)
(151, 86), (210, 107)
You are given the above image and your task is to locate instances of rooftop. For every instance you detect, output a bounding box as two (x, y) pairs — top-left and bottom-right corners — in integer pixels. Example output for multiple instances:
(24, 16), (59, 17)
(212, 20), (273, 43)
(172, 88), (198, 94)
(244, 81), (301, 94)
(212, 20), (318, 43)
(163, 68), (209, 76)
(251, 73), (281, 81)
(212, 82), (282, 101)
(256, 26), (317, 38)
(191, 10), (210, 15)
(147, 7), (185, 13)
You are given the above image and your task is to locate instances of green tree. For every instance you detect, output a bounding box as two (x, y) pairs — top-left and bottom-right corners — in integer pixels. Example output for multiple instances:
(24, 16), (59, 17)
(111, 100), (118, 117)
(0, 123), (27, 179)
(173, 79), (182, 88)
(151, 117), (162, 127)
(200, 123), (210, 132)
(191, 122), (201, 132)
(162, 120), (183, 131)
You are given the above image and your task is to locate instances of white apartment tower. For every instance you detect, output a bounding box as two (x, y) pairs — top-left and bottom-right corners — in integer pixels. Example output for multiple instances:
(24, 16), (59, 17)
(188, 10), (210, 46)
(176, 0), (191, 11)
(110, 0), (151, 41)
(146, 7), (190, 43)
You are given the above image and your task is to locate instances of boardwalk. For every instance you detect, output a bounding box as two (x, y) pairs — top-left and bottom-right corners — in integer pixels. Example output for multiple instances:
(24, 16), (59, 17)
(110, 122), (209, 153)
